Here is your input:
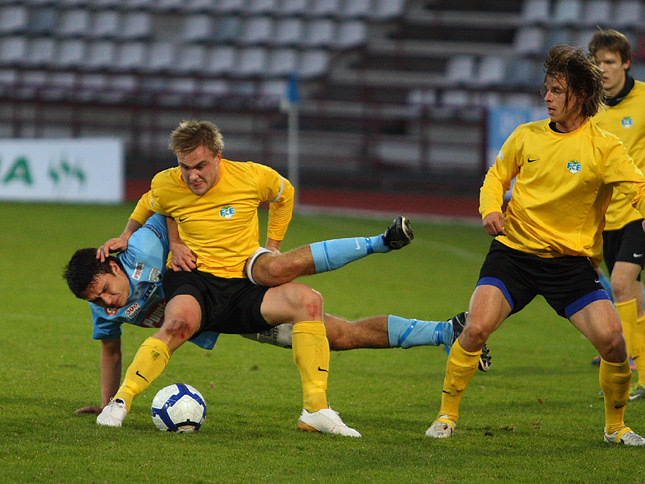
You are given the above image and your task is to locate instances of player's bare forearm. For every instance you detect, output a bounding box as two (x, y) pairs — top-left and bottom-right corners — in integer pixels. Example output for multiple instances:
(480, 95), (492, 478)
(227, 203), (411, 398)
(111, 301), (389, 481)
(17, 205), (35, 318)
(167, 217), (197, 271)
(100, 339), (122, 407)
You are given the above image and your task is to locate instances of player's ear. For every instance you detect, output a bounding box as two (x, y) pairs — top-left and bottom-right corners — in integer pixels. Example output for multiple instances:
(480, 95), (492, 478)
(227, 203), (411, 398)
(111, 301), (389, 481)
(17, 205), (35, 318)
(108, 259), (120, 275)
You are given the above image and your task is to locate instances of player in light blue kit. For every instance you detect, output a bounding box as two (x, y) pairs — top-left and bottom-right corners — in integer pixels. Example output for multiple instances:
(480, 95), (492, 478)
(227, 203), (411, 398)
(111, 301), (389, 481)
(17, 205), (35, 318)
(64, 214), (490, 413)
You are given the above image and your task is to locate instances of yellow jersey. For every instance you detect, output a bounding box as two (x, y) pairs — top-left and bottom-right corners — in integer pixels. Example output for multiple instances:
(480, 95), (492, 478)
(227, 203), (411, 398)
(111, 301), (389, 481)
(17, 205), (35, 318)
(480, 118), (645, 267)
(593, 79), (645, 230)
(133, 159), (294, 278)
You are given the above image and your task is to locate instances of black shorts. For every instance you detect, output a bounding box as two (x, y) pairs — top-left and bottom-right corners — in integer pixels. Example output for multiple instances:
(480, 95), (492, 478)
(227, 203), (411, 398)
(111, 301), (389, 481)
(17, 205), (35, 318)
(478, 240), (609, 318)
(602, 219), (645, 280)
(162, 269), (272, 336)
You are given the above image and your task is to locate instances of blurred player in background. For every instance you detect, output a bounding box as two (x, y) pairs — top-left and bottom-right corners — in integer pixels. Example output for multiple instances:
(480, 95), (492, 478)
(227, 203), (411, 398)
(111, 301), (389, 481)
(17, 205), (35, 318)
(588, 28), (645, 401)
(426, 45), (645, 445)
(65, 213), (488, 414)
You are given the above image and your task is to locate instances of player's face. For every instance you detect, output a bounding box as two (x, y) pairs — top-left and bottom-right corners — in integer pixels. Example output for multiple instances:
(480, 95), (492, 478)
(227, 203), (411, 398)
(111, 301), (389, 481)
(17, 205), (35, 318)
(542, 74), (584, 132)
(177, 145), (222, 196)
(593, 48), (629, 98)
(80, 261), (130, 309)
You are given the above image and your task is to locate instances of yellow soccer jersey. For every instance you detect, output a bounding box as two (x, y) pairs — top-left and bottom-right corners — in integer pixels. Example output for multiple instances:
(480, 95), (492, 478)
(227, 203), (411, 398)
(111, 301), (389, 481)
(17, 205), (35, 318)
(480, 119), (645, 267)
(593, 80), (645, 230)
(141, 159), (294, 278)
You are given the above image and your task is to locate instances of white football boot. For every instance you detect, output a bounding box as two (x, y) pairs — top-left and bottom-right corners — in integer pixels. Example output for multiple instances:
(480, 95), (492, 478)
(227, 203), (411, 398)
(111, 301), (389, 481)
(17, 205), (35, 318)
(425, 415), (456, 438)
(297, 406), (361, 437)
(96, 398), (128, 427)
(604, 426), (645, 446)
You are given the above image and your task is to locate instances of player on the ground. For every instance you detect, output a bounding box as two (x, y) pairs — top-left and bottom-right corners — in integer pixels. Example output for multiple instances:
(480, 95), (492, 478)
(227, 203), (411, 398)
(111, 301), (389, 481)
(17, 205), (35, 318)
(426, 45), (645, 445)
(64, 213), (489, 414)
(587, 29), (645, 401)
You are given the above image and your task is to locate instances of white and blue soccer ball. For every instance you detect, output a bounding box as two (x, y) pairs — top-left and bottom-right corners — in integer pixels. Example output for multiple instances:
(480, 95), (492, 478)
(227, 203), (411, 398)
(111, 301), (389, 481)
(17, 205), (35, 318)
(151, 383), (206, 433)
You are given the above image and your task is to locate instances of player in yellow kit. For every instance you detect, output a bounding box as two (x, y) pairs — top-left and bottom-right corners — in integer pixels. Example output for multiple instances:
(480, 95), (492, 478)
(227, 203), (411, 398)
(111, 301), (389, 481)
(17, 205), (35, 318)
(96, 120), (361, 436)
(589, 29), (645, 401)
(426, 45), (645, 445)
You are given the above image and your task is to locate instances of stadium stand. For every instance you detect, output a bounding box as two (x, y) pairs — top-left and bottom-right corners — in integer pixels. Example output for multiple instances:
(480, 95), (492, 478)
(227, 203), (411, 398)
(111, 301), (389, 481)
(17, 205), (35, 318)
(1, 0), (644, 199)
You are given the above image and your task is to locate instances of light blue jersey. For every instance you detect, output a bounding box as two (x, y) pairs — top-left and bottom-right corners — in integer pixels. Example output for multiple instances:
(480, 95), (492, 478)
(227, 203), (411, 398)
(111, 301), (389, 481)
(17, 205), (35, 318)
(89, 214), (219, 350)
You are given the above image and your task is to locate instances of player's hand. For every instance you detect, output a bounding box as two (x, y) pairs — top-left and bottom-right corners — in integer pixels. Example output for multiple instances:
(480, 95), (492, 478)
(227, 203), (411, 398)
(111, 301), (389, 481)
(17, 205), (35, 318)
(482, 212), (507, 236)
(74, 406), (102, 415)
(96, 237), (129, 261)
(170, 242), (198, 271)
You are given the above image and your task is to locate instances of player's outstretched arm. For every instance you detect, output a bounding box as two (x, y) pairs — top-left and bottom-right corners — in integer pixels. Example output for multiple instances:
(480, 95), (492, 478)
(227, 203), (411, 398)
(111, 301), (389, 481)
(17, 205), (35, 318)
(96, 219), (142, 261)
(74, 338), (122, 414)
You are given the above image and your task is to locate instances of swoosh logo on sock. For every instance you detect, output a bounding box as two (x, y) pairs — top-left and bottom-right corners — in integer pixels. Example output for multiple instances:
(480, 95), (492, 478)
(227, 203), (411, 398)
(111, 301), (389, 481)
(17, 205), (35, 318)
(317, 367), (328, 372)
(135, 370), (149, 382)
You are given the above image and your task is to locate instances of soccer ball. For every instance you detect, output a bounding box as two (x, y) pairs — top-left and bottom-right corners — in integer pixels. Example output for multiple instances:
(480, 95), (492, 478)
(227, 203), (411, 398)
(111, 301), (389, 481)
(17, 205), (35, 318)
(151, 383), (206, 433)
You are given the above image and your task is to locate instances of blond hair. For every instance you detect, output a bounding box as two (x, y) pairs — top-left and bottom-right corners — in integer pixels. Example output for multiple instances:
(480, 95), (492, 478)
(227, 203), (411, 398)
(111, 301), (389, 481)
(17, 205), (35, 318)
(168, 120), (224, 156)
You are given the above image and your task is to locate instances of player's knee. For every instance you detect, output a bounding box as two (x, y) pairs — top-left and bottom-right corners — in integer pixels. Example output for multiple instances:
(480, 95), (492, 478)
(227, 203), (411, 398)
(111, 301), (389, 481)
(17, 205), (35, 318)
(293, 285), (323, 320)
(461, 318), (491, 348)
(599, 331), (628, 362)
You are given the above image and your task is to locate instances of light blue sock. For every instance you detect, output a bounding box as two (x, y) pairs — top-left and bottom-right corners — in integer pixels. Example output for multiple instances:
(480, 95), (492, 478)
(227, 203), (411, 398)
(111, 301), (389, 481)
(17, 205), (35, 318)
(310, 235), (389, 273)
(387, 315), (452, 348)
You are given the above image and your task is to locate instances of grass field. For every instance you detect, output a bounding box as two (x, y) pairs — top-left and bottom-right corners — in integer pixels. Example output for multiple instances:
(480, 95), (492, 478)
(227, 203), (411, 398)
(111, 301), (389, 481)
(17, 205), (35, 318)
(1, 201), (644, 483)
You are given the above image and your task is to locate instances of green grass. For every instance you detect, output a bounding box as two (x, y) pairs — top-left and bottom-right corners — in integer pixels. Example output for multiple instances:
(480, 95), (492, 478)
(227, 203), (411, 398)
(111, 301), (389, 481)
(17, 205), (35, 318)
(1, 202), (643, 484)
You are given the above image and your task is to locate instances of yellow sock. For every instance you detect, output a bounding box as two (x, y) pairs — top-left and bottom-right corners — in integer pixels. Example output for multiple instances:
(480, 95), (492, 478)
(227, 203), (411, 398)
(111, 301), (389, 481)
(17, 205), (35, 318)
(114, 337), (171, 411)
(599, 358), (631, 434)
(633, 315), (645, 386)
(292, 321), (329, 413)
(439, 339), (481, 422)
(615, 299), (637, 356)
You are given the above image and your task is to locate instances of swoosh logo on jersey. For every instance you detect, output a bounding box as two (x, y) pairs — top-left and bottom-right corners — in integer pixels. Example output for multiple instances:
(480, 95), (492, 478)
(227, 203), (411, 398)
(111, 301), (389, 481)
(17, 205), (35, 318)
(527, 158), (539, 163)
(178, 216), (188, 222)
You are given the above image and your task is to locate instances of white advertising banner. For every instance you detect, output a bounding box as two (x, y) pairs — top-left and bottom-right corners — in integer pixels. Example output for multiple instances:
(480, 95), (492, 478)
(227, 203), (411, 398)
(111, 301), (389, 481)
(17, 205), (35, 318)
(0, 138), (124, 203)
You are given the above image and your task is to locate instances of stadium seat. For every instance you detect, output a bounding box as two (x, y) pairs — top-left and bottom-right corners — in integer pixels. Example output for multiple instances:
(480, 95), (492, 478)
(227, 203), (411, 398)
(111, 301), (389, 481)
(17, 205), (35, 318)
(144, 41), (176, 73)
(475, 55), (506, 87)
(183, 0), (215, 13)
(335, 21), (367, 49)
(91, 11), (121, 39)
(552, 0), (582, 26)
(574, 29), (595, 49)
(614, 0), (643, 28)
(260, 79), (287, 101)
(513, 27), (546, 56)
(446, 55), (476, 85)
(273, 18), (305, 46)
(343, 0), (371, 19)
(212, 16), (242, 43)
(277, 0), (309, 16)
(56, 9), (91, 37)
(205, 45), (237, 76)
(25, 37), (56, 68)
(239, 17), (274, 45)
(267, 48), (298, 76)
(303, 19), (336, 48)
(120, 12), (152, 40)
(181, 14), (213, 43)
(298, 49), (329, 79)
(580, 0), (611, 27)
(176, 44), (206, 74)
(27, 7), (58, 35)
(212, 0), (247, 14)
(369, 0), (405, 21)
(200, 78), (229, 98)
(507, 57), (541, 89)
(234, 47), (268, 77)
(114, 41), (147, 72)
(309, 0), (341, 18)
(84, 41), (117, 71)
(247, 0), (279, 15)
(0, 5), (28, 34)
(520, 0), (551, 25)
(55, 39), (86, 68)
(545, 27), (574, 47)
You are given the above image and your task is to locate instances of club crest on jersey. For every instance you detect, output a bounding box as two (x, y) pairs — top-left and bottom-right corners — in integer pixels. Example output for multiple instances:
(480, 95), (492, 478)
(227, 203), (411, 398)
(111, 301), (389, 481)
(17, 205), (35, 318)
(105, 307), (118, 316)
(149, 268), (162, 282)
(621, 117), (634, 129)
(132, 262), (144, 280)
(220, 206), (235, 219)
(567, 161), (581, 174)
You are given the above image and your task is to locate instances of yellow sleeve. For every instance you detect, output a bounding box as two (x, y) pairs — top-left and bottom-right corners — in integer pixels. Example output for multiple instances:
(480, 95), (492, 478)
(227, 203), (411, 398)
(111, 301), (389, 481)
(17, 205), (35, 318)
(253, 163), (294, 241)
(479, 130), (519, 219)
(129, 190), (155, 225)
(604, 139), (645, 217)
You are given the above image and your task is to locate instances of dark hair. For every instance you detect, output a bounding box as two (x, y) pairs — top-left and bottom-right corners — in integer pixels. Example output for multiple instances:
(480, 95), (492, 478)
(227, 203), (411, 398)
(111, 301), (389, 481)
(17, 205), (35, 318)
(168, 120), (224, 156)
(63, 248), (117, 298)
(542, 44), (605, 118)
(588, 28), (631, 66)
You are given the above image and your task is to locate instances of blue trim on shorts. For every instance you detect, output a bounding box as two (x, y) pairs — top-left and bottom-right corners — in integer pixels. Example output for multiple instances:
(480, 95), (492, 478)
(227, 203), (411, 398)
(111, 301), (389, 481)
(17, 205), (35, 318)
(564, 289), (610, 319)
(477, 276), (514, 310)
